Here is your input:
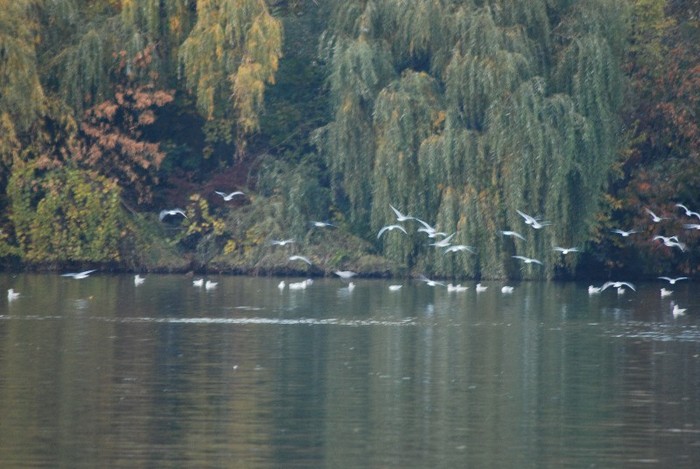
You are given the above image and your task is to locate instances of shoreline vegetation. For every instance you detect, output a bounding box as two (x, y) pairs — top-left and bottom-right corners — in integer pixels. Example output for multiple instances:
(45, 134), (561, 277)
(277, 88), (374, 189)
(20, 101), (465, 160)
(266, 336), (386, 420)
(1, 1), (698, 281)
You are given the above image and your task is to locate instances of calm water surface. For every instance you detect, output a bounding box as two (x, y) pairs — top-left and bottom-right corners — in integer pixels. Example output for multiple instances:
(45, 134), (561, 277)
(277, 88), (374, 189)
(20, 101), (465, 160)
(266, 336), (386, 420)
(2, 274), (700, 467)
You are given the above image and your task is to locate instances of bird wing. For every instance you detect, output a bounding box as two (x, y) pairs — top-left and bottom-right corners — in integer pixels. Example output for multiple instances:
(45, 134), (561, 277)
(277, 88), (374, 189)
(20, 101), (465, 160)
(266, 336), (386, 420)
(516, 210), (535, 224)
(389, 204), (406, 220)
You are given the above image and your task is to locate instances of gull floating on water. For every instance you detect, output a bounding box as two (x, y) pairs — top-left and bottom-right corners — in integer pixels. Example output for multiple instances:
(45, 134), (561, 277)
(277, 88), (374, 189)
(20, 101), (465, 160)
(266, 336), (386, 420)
(134, 275), (145, 286)
(278, 281), (286, 290)
(270, 239), (295, 246)
(658, 276), (688, 285)
(554, 246), (580, 255)
(601, 281), (636, 292)
(289, 280), (312, 290)
(205, 280), (218, 290)
(516, 210), (551, 229)
(512, 255), (543, 265)
(475, 283), (488, 293)
(377, 224), (408, 238)
(289, 255), (312, 265)
(645, 208), (669, 223)
(447, 284), (468, 292)
(334, 270), (357, 279)
(501, 230), (525, 241)
(389, 285), (402, 291)
(7, 289), (20, 301)
(660, 288), (673, 298)
(193, 278), (204, 287)
(215, 190), (245, 201)
(61, 269), (97, 279)
(159, 208), (187, 221)
(501, 286), (514, 294)
(346, 282), (356, 292)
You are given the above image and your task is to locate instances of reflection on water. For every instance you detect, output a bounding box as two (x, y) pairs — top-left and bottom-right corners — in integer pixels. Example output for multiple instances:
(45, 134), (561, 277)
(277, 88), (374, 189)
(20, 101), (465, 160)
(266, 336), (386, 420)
(1, 274), (700, 467)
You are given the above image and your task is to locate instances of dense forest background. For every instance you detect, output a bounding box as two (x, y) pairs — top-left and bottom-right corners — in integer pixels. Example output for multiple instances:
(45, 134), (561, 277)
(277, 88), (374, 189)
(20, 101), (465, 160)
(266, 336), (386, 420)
(0, 0), (698, 280)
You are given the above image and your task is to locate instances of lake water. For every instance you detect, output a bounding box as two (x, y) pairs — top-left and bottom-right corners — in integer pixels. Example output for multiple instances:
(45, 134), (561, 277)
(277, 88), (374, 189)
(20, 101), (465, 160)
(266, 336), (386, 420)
(2, 274), (700, 467)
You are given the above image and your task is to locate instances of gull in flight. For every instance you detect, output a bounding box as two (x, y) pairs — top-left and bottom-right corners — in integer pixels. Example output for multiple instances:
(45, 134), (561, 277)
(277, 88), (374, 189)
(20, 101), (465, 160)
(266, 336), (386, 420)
(389, 205), (415, 222)
(289, 255), (312, 265)
(270, 239), (295, 246)
(61, 269), (97, 279)
(311, 221), (335, 228)
(645, 208), (669, 223)
(653, 235), (686, 251)
(501, 230), (525, 241)
(215, 190), (245, 201)
(444, 244), (475, 254)
(673, 303), (687, 318)
(415, 218), (447, 238)
(611, 228), (638, 237)
(554, 246), (580, 255)
(683, 223), (700, 230)
(377, 224), (408, 238)
(658, 276), (688, 285)
(660, 288), (673, 298)
(7, 289), (20, 301)
(429, 233), (456, 248)
(588, 285), (602, 294)
(334, 270), (357, 279)
(516, 210), (551, 229)
(134, 275), (145, 286)
(159, 208), (187, 221)
(601, 281), (636, 292)
(675, 203), (700, 220)
(289, 255), (312, 266)
(512, 255), (543, 265)
(419, 275), (445, 287)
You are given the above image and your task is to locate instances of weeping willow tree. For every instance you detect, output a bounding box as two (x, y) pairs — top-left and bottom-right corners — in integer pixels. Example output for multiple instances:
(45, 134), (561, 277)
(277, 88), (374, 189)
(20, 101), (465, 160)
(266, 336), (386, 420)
(178, 0), (282, 157)
(0, 0), (45, 163)
(317, 0), (630, 279)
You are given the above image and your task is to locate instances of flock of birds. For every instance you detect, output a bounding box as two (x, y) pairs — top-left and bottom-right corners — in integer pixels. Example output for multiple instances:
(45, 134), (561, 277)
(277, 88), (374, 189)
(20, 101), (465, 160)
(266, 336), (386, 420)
(265, 201), (698, 318)
(6, 199), (695, 320)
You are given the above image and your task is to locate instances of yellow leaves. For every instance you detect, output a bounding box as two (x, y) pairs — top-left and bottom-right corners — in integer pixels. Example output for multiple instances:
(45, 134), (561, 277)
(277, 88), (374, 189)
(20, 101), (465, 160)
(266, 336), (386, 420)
(178, 0), (281, 151)
(224, 239), (237, 255)
(10, 168), (123, 262)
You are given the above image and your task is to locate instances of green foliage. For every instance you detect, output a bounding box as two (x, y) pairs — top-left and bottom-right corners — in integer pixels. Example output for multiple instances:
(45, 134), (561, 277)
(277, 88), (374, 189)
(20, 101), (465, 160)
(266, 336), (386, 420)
(7, 161), (123, 263)
(178, 0), (283, 156)
(319, 0), (630, 279)
(0, 0), (45, 146)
